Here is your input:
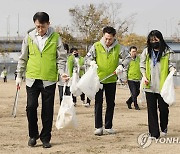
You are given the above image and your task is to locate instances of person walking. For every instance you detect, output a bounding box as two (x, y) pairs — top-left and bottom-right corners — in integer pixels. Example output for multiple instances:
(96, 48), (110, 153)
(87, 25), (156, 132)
(86, 26), (130, 136)
(126, 46), (141, 110)
(1, 67), (7, 82)
(140, 30), (176, 139)
(68, 47), (89, 106)
(16, 12), (67, 148)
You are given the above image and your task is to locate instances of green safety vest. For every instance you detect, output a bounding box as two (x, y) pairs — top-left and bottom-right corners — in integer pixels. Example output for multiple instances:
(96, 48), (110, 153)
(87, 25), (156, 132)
(127, 56), (141, 80)
(67, 55), (85, 77)
(26, 32), (59, 81)
(145, 53), (169, 90)
(95, 42), (120, 83)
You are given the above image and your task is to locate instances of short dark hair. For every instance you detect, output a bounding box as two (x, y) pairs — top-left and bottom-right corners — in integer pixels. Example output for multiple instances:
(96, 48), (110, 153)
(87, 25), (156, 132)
(33, 12), (49, 24)
(130, 46), (137, 51)
(70, 47), (78, 53)
(103, 26), (116, 36)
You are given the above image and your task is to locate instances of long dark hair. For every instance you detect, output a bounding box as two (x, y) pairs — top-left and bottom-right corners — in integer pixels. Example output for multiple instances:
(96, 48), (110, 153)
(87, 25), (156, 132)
(147, 30), (169, 61)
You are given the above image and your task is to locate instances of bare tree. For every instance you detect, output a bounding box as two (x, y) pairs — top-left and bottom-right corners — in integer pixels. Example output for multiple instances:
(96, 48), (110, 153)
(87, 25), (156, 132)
(68, 3), (136, 51)
(69, 4), (110, 51)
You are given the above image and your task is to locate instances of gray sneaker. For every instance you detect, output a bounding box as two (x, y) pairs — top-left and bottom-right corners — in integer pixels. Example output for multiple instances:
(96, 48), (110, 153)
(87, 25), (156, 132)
(94, 128), (103, 136)
(104, 128), (116, 134)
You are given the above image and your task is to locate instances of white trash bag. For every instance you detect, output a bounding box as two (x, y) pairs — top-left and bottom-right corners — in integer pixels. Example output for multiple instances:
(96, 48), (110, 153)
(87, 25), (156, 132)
(160, 69), (176, 106)
(70, 71), (82, 97)
(56, 85), (78, 129)
(138, 77), (146, 104)
(77, 62), (102, 100)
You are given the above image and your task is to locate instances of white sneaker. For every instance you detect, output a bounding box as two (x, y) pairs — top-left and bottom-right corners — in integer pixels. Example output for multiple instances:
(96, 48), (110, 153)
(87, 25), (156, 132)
(160, 132), (167, 137)
(104, 128), (116, 134)
(161, 128), (167, 137)
(94, 128), (103, 136)
(149, 136), (156, 140)
(84, 103), (90, 107)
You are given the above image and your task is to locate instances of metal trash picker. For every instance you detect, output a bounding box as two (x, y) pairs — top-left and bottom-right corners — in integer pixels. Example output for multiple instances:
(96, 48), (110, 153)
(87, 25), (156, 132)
(100, 71), (116, 82)
(12, 85), (20, 118)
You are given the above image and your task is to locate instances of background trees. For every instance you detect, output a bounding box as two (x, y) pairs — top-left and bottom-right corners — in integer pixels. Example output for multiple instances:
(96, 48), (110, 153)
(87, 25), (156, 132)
(55, 3), (142, 54)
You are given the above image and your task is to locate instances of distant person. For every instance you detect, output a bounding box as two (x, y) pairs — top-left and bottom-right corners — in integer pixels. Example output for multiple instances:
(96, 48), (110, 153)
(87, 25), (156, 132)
(126, 46), (141, 110)
(68, 47), (90, 106)
(14, 71), (17, 80)
(85, 26), (131, 136)
(140, 30), (176, 139)
(1, 67), (7, 82)
(16, 12), (67, 148)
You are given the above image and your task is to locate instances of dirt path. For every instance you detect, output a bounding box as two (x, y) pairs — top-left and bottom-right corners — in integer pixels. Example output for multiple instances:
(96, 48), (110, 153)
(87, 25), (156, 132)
(0, 80), (180, 154)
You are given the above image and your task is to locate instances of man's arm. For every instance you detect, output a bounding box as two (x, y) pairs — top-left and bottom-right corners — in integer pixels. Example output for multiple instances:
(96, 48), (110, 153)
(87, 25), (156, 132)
(56, 37), (68, 80)
(119, 45), (131, 81)
(16, 35), (29, 78)
(84, 44), (96, 67)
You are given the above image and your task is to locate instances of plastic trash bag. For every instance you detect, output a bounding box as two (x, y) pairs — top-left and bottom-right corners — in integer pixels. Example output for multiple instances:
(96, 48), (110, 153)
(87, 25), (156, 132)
(56, 86), (78, 129)
(77, 63), (102, 100)
(70, 71), (82, 96)
(160, 69), (176, 106)
(138, 77), (146, 104)
(1, 72), (4, 78)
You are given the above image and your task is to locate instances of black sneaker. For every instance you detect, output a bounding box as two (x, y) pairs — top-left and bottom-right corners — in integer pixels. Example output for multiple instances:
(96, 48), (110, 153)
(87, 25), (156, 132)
(28, 135), (39, 147)
(135, 104), (140, 110)
(126, 102), (132, 109)
(42, 142), (51, 148)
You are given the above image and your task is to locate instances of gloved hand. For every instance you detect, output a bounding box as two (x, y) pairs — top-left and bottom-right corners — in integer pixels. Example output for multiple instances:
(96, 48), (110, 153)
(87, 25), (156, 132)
(90, 60), (96, 66)
(170, 67), (176, 72)
(115, 65), (123, 75)
(16, 77), (22, 87)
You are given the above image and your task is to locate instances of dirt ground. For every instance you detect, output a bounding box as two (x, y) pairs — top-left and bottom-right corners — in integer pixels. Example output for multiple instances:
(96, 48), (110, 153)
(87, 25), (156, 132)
(0, 80), (180, 154)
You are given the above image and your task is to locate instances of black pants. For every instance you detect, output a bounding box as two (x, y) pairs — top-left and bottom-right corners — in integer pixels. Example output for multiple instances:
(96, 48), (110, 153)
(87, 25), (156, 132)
(146, 92), (169, 138)
(3, 76), (7, 82)
(58, 85), (91, 104)
(72, 93), (91, 104)
(95, 82), (116, 129)
(58, 85), (70, 104)
(126, 80), (140, 106)
(26, 80), (56, 143)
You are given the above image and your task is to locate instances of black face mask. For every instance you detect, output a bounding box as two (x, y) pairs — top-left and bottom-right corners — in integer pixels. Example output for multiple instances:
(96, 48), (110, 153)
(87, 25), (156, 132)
(74, 53), (79, 57)
(151, 42), (160, 49)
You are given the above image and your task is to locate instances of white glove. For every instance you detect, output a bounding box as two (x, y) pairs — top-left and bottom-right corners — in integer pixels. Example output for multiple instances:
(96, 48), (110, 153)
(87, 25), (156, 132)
(170, 67), (176, 72)
(115, 65), (123, 75)
(16, 77), (22, 87)
(90, 60), (96, 66)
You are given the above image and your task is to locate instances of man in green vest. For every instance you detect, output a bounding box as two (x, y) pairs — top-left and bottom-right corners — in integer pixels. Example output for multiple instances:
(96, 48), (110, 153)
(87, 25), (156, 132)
(126, 46), (141, 110)
(86, 26), (130, 136)
(16, 12), (67, 148)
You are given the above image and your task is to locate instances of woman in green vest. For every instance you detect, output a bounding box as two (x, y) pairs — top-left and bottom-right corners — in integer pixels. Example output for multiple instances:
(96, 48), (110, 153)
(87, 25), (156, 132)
(140, 30), (175, 139)
(126, 46), (141, 110)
